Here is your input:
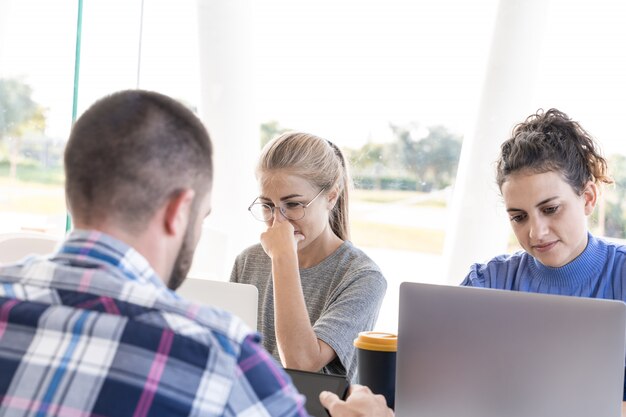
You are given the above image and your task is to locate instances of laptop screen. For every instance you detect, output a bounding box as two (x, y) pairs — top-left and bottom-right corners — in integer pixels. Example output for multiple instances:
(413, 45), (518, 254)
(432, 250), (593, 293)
(177, 278), (258, 330)
(395, 282), (626, 417)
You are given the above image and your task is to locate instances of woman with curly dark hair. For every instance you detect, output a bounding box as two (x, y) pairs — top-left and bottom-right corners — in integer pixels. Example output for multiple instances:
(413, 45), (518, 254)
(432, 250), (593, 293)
(462, 108), (626, 403)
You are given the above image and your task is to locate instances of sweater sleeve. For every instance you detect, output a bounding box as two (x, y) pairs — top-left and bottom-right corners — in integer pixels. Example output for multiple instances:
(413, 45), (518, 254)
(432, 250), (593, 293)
(461, 262), (488, 287)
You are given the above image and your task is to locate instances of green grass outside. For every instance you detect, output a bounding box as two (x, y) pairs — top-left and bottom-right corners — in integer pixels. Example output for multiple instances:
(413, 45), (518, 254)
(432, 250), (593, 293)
(352, 189), (421, 203)
(352, 188), (447, 208)
(411, 199), (447, 208)
(351, 219), (445, 254)
(350, 189), (448, 253)
(0, 192), (66, 214)
(0, 163), (64, 185)
(0, 170), (448, 253)
(0, 175), (66, 215)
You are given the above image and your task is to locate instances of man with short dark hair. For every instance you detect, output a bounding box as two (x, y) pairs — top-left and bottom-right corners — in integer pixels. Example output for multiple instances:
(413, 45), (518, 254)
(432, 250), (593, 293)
(0, 90), (307, 416)
(0, 90), (392, 417)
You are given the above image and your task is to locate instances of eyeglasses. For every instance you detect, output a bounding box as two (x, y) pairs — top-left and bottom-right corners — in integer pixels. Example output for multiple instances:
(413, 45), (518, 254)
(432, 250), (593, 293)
(248, 188), (326, 222)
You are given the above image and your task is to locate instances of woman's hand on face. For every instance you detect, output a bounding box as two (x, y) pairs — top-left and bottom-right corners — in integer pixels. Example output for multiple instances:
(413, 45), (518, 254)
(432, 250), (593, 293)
(260, 215), (304, 259)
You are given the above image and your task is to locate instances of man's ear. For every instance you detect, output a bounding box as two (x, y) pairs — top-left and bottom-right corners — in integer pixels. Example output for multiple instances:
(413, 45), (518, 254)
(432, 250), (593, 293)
(582, 181), (598, 216)
(163, 189), (196, 236)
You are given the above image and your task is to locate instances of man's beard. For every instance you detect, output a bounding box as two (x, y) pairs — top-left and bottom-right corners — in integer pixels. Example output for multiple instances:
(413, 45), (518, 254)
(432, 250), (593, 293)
(167, 222), (196, 291)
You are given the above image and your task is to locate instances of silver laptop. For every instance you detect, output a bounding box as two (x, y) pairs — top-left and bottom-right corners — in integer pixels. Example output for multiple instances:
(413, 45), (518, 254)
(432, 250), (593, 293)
(396, 282), (626, 417)
(177, 278), (258, 330)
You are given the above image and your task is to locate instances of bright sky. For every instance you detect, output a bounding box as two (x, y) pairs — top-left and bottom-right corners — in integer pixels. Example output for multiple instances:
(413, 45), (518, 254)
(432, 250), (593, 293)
(1, 0), (625, 155)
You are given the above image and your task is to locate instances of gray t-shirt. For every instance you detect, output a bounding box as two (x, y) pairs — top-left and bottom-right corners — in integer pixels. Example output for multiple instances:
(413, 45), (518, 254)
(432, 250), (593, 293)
(230, 241), (386, 381)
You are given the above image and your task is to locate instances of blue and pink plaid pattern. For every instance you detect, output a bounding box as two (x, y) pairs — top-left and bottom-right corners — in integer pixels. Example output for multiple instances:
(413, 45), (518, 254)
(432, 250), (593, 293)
(0, 230), (308, 417)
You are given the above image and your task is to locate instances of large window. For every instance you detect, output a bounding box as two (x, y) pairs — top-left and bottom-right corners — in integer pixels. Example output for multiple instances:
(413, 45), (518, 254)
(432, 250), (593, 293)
(0, 0), (202, 236)
(252, 0), (498, 331)
(1, 0), (625, 334)
(252, 0), (626, 331)
(0, 0), (78, 236)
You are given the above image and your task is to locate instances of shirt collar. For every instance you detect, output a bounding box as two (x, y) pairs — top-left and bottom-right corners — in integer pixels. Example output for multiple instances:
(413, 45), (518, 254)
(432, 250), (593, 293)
(57, 229), (169, 292)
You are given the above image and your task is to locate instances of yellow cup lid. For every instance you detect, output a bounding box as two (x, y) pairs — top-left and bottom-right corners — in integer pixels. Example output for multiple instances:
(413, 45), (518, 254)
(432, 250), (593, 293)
(353, 331), (397, 352)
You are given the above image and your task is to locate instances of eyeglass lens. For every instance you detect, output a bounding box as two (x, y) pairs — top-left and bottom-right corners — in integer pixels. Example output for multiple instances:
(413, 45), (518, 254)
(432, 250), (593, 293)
(250, 203), (305, 221)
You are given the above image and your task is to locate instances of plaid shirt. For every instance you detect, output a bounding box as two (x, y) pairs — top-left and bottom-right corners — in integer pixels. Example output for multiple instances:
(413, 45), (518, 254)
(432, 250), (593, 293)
(0, 230), (308, 417)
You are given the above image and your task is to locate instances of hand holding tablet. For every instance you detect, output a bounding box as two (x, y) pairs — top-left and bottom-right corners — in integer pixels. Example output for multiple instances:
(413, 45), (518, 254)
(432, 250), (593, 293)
(284, 368), (349, 417)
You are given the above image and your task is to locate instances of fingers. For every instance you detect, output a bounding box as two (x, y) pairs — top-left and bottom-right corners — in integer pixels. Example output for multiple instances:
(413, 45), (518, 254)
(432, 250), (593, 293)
(321, 384), (394, 417)
(269, 210), (288, 228)
(260, 215), (299, 258)
(348, 384), (372, 395)
(270, 210), (278, 228)
(319, 391), (344, 415)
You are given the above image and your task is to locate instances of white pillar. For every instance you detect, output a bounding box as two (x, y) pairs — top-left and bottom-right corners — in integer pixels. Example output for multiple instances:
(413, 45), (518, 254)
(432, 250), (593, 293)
(442, 0), (549, 285)
(194, 0), (259, 280)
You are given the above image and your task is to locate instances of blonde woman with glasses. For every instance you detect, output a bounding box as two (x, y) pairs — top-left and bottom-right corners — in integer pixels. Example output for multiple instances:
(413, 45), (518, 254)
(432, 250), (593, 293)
(231, 132), (386, 380)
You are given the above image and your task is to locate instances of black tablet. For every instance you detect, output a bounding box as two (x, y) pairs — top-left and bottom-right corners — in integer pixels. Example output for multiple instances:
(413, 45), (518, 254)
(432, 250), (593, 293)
(284, 368), (349, 417)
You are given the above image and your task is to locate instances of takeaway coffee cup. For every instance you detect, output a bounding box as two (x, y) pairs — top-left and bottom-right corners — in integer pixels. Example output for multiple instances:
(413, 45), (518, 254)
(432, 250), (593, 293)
(354, 331), (397, 409)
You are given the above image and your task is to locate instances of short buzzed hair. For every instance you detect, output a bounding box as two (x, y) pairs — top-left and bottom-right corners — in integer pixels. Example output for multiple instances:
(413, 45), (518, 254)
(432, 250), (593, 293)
(65, 90), (213, 231)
